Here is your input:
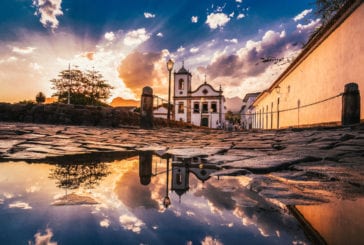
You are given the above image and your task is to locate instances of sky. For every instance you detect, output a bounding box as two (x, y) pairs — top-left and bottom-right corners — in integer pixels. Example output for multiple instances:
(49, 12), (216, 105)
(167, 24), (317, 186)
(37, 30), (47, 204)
(0, 0), (321, 103)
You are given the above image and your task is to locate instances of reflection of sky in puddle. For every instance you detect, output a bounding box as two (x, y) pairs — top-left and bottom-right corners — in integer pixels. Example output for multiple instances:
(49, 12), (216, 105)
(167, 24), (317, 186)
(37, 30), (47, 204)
(0, 155), (311, 244)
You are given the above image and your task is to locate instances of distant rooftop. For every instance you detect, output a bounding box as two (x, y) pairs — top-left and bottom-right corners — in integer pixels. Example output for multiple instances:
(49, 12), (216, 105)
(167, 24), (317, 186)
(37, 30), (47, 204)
(242, 92), (261, 102)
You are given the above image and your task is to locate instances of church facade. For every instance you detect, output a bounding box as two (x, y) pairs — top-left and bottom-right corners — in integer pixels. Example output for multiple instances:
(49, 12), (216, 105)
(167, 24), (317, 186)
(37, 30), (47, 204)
(173, 65), (226, 128)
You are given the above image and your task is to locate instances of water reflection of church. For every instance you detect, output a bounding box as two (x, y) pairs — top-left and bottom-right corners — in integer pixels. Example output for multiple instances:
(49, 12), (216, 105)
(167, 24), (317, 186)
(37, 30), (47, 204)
(171, 157), (218, 199)
(138, 152), (219, 208)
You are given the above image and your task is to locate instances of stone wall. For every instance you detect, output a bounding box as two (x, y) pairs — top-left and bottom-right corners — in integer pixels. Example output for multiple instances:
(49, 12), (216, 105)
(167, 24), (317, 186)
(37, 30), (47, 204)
(0, 103), (191, 128)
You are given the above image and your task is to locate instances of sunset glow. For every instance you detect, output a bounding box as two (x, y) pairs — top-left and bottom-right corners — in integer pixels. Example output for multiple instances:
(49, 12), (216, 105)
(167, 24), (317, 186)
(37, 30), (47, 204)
(0, 0), (319, 103)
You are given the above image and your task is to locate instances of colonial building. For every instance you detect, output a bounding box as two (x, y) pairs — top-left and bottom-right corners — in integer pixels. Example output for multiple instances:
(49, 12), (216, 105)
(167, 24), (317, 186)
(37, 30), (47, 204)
(153, 104), (168, 119)
(252, 0), (363, 129)
(173, 65), (226, 128)
(240, 92), (260, 130)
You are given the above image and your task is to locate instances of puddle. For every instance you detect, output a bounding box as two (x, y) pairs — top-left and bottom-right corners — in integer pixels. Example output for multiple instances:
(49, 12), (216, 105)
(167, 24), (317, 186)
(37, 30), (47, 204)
(0, 152), (362, 244)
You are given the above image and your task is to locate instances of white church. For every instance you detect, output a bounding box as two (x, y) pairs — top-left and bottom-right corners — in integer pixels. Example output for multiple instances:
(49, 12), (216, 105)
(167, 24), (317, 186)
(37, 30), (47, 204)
(173, 64), (226, 128)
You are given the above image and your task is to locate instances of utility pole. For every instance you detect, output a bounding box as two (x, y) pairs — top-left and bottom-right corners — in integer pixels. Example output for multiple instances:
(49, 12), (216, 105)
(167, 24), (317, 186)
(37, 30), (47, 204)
(67, 63), (71, 105)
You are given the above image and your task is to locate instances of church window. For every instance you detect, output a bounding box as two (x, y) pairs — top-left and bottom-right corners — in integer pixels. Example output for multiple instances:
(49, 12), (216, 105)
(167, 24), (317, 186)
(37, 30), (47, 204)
(176, 172), (183, 185)
(178, 102), (184, 113)
(193, 102), (200, 113)
(211, 102), (217, 113)
(179, 79), (184, 90)
(202, 103), (208, 113)
(202, 89), (208, 95)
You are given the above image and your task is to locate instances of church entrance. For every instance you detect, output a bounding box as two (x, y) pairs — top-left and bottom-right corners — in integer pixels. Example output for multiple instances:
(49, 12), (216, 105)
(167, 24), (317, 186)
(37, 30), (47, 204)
(201, 117), (209, 127)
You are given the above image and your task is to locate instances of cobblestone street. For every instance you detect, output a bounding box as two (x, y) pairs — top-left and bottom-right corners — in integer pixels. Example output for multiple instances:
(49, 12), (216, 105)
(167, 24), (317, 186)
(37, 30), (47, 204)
(1, 122), (363, 206)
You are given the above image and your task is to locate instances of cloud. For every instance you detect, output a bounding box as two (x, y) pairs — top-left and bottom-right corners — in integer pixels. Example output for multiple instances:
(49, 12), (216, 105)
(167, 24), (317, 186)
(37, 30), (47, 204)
(229, 12), (235, 18)
(297, 18), (321, 33)
(12, 46), (36, 55)
(32, 0), (63, 30)
(156, 32), (163, 37)
(201, 236), (223, 245)
(224, 38), (238, 44)
(104, 32), (115, 41)
(123, 28), (150, 46)
(197, 29), (304, 97)
(237, 13), (245, 20)
(100, 219), (110, 228)
(190, 47), (199, 53)
(9, 201), (32, 209)
(26, 184), (41, 193)
(293, 9), (313, 22)
(119, 214), (145, 234)
(206, 13), (230, 29)
(177, 46), (185, 52)
(82, 51), (94, 60)
(30, 228), (57, 245)
(144, 12), (155, 18)
(236, 0), (243, 3)
(118, 50), (170, 98)
(191, 16), (198, 23)
(0, 56), (18, 64)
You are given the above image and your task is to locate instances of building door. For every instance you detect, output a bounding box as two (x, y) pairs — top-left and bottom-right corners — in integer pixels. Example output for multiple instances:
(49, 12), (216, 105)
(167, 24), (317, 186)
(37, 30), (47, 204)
(201, 117), (209, 127)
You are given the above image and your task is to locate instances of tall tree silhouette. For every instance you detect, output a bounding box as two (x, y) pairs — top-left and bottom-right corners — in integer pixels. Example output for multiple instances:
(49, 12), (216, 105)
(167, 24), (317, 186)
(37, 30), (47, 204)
(51, 68), (113, 106)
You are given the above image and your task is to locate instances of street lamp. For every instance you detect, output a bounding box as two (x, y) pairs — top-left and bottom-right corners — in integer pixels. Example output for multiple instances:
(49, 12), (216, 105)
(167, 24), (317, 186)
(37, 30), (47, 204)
(166, 59), (174, 122)
(163, 158), (171, 208)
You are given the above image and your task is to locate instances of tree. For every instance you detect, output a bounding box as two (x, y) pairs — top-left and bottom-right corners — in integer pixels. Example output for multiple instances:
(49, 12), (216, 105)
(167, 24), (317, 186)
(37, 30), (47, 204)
(49, 163), (110, 191)
(35, 91), (46, 104)
(315, 0), (347, 25)
(51, 68), (113, 106)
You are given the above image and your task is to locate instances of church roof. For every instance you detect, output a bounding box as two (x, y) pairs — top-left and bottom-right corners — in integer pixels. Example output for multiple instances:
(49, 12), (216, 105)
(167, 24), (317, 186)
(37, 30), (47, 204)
(175, 65), (191, 75)
(173, 188), (189, 197)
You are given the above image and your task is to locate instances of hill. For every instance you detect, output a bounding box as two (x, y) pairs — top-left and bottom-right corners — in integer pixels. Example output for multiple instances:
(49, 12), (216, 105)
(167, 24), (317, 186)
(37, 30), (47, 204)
(110, 97), (139, 107)
(225, 96), (243, 113)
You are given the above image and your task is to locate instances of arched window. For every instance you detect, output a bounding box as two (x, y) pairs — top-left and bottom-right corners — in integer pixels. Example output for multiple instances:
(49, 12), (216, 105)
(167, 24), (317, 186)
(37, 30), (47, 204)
(179, 79), (184, 90)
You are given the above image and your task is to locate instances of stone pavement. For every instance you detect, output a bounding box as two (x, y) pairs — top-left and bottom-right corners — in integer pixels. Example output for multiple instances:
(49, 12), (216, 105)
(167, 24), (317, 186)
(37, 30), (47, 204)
(0, 122), (363, 205)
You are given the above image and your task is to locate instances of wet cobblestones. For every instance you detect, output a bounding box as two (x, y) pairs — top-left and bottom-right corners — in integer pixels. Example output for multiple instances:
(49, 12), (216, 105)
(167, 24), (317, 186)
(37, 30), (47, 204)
(1, 122), (363, 205)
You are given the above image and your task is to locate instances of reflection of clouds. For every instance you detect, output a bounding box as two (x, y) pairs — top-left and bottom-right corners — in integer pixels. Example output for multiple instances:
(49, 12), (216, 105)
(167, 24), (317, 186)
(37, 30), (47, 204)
(186, 210), (195, 216)
(3, 192), (14, 199)
(113, 156), (168, 212)
(119, 214), (145, 234)
(195, 177), (305, 240)
(8, 201), (32, 209)
(29, 228), (57, 245)
(207, 200), (223, 215)
(114, 169), (159, 209)
(201, 236), (223, 245)
(100, 219), (110, 228)
(258, 227), (270, 237)
(195, 181), (236, 213)
(173, 210), (182, 217)
(223, 223), (234, 228)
